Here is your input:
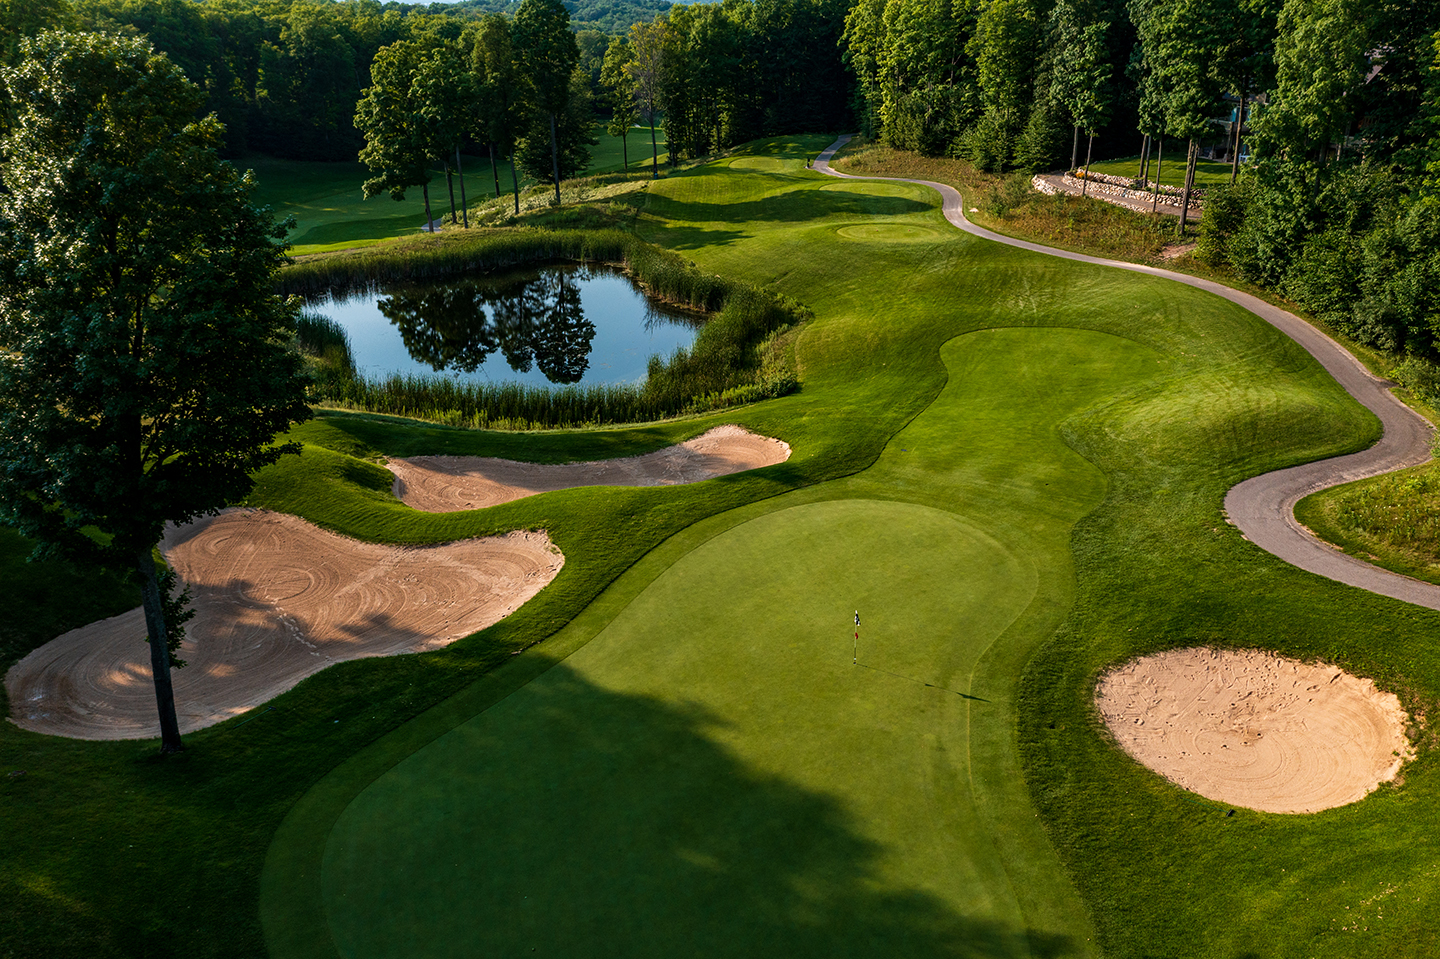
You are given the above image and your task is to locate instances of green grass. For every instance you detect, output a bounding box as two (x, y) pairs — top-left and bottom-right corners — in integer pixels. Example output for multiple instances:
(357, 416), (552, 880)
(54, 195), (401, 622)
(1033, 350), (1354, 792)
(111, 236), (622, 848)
(7, 134), (1440, 959)
(247, 129), (668, 256)
(244, 155), (438, 256)
(1295, 462), (1440, 584)
(295, 328), (1158, 958)
(587, 122), (669, 174)
(1085, 153), (1242, 188)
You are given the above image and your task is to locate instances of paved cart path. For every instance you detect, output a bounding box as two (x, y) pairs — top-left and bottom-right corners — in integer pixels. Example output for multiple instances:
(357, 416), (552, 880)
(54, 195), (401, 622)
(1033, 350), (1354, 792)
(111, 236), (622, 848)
(815, 134), (1440, 611)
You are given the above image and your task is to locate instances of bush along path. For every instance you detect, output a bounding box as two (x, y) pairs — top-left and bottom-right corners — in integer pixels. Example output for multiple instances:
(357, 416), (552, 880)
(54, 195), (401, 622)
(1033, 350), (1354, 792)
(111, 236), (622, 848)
(816, 134), (1440, 612)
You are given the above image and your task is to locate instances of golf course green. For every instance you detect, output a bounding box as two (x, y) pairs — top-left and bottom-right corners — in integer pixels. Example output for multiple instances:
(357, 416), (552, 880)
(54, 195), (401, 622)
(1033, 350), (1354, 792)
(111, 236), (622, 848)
(246, 137), (1440, 958)
(9, 135), (1440, 958)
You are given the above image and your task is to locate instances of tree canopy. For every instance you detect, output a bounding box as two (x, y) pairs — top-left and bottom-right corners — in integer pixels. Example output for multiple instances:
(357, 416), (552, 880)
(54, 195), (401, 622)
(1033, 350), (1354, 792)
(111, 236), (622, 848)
(0, 31), (310, 752)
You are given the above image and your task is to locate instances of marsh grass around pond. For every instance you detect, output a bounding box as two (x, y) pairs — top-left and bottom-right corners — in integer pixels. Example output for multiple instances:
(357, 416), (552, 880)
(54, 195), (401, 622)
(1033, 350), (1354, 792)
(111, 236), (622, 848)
(287, 227), (803, 429)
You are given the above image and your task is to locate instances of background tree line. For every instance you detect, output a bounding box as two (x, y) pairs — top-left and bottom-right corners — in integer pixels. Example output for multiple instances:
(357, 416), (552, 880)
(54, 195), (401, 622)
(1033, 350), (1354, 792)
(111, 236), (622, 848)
(843, 0), (1439, 365)
(0, 0), (675, 161)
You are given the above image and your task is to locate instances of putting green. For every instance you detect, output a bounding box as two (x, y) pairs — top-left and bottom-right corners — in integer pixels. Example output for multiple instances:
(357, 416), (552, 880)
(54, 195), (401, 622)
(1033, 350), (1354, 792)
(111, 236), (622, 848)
(304, 327), (1165, 958)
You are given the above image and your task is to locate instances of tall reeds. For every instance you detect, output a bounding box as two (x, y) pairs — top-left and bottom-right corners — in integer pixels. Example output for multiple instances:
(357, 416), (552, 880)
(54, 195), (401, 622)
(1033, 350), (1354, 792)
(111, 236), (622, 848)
(283, 228), (806, 429)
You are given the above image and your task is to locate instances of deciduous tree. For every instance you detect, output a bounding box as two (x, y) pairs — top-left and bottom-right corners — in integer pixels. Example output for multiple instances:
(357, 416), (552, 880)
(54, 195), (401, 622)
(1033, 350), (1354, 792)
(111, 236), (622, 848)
(0, 31), (310, 753)
(513, 0), (579, 205)
(601, 36), (638, 169)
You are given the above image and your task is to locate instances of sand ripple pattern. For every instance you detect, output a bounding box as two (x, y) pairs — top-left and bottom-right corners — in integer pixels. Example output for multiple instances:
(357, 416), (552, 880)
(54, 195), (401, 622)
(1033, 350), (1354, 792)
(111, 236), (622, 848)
(5, 510), (563, 741)
(1096, 647), (1412, 813)
(389, 425), (791, 513)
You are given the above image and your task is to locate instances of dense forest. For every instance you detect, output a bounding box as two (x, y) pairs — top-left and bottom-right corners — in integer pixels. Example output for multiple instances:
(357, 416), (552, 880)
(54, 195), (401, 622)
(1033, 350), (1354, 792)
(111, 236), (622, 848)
(414, 0), (682, 36)
(1, 0), (1436, 363)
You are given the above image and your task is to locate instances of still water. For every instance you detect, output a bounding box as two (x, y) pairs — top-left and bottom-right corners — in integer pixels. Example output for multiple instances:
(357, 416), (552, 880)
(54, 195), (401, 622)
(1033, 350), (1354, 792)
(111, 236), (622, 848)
(317, 265), (702, 386)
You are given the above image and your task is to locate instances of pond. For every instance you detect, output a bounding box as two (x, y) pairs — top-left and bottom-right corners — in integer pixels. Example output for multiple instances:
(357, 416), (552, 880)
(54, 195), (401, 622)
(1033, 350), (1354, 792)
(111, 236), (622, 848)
(315, 265), (703, 387)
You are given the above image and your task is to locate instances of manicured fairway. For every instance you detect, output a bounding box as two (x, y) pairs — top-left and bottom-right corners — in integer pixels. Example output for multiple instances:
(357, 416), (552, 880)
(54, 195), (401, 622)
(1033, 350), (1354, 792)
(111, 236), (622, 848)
(265, 140), (1440, 959)
(285, 326), (1164, 958)
(13, 138), (1440, 958)
(246, 131), (663, 255)
(245, 155), (435, 255)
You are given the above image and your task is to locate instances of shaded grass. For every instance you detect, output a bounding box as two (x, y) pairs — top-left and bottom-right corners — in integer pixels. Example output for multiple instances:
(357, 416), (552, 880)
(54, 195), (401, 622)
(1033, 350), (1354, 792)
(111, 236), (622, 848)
(248, 131), (666, 256)
(1296, 462), (1440, 585)
(0, 530), (139, 718)
(244, 155), (440, 256)
(586, 123), (669, 174)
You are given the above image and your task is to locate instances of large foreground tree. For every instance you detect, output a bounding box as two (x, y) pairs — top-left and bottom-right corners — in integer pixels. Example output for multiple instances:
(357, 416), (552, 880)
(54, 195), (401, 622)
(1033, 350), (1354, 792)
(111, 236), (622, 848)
(0, 31), (311, 753)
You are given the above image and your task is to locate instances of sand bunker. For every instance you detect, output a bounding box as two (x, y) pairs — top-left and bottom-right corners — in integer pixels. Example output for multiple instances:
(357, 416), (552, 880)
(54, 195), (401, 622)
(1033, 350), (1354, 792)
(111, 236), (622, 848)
(388, 424), (791, 513)
(5, 510), (562, 740)
(1096, 647), (1412, 813)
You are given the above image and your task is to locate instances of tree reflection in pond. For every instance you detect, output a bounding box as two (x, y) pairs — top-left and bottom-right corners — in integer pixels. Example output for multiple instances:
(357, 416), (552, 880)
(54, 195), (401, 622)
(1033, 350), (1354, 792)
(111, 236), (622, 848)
(379, 268), (599, 384)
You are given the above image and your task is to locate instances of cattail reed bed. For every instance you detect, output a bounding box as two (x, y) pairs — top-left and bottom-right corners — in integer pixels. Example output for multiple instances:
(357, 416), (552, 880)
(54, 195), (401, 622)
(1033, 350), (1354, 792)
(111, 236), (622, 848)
(286, 227), (805, 429)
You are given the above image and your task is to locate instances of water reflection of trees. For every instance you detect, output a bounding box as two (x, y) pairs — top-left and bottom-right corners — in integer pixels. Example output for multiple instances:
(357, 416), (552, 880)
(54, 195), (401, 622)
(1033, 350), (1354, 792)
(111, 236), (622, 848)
(378, 267), (599, 384)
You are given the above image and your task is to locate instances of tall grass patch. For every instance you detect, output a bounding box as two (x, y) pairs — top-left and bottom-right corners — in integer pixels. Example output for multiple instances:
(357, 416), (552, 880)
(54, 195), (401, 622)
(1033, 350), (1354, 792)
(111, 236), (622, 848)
(1297, 462), (1440, 584)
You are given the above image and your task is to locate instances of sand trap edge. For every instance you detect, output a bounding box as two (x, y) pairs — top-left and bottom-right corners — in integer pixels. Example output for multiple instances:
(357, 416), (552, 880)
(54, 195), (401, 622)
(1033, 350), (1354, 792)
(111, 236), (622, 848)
(1095, 646), (1414, 814)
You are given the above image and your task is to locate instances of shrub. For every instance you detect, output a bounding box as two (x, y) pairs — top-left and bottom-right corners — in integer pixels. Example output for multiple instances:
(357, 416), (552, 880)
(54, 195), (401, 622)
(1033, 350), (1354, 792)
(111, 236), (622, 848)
(981, 172), (1035, 218)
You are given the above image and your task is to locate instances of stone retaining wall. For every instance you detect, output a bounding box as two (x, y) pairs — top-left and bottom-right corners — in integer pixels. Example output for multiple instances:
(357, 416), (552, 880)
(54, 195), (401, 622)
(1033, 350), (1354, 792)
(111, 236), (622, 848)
(1065, 171), (1205, 210)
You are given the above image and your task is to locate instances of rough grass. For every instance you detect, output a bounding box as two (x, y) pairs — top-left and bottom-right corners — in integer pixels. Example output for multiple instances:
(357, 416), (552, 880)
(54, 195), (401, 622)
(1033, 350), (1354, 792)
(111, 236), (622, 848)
(1296, 462), (1440, 584)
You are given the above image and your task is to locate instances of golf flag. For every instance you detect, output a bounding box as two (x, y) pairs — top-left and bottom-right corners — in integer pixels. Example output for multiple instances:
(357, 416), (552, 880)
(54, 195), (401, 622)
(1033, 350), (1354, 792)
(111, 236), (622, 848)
(855, 611), (860, 627)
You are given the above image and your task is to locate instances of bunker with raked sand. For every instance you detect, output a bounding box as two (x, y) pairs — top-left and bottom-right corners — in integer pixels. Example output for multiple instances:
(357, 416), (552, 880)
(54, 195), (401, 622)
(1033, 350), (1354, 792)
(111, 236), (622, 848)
(1096, 647), (1413, 814)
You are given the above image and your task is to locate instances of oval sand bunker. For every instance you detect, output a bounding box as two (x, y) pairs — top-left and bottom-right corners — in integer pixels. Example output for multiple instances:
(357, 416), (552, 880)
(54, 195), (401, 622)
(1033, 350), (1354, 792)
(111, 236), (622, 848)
(1096, 647), (1412, 813)
(6, 510), (563, 740)
(389, 424), (790, 513)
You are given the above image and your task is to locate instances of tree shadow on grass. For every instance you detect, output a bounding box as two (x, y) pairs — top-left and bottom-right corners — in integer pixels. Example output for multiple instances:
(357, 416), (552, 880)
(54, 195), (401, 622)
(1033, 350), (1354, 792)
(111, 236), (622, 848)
(321, 662), (1082, 959)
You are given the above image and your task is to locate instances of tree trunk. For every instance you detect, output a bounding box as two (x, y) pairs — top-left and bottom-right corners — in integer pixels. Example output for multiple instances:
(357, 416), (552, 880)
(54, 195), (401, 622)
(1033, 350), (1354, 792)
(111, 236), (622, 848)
(1081, 134), (1094, 197)
(510, 152), (520, 215)
(423, 180), (434, 232)
(1139, 134), (1148, 183)
(650, 116), (659, 179)
(621, 131), (628, 171)
(1230, 85), (1245, 184)
(456, 147), (469, 229)
(1178, 138), (1197, 234)
(489, 143), (501, 198)
(445, 166), (458, 224)
(1152, 139), (1163, 213)
(1070, 125), (1079, 172)
(549, 111), (561, 206)
(136, 549), (183, 754)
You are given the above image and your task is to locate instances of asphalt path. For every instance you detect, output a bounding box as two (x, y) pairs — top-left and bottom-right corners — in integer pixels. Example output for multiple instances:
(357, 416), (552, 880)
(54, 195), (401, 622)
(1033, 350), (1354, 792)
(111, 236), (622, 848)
(815, 134), (1440, 611)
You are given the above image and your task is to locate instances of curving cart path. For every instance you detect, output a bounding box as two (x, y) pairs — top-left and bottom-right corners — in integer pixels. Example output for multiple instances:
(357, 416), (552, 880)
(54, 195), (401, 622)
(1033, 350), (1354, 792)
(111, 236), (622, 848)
(815, 134), (1440, 611)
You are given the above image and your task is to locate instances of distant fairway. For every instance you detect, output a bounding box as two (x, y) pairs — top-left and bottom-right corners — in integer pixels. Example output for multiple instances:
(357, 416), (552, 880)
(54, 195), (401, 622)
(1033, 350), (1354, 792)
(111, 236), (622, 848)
(246, 126), (666, 255)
